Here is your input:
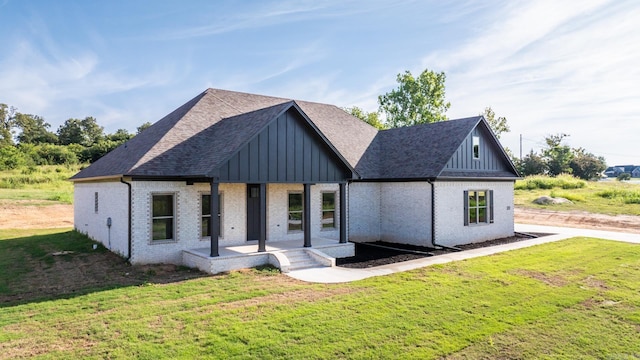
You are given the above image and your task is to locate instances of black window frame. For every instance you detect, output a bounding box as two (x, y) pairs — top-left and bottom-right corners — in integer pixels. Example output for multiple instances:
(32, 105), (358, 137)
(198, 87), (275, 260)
(201, 192), (223, 239)
(151, 193), (175, 242)
(321, 191), (336, 229)
(288, 192), (303, 232)
(464, 190), (494, 226)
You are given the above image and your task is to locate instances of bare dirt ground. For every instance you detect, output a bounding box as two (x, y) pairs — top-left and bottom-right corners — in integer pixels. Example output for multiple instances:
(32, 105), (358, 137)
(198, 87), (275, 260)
(515, 207), (640, 234)
(0, 201), (74, 229)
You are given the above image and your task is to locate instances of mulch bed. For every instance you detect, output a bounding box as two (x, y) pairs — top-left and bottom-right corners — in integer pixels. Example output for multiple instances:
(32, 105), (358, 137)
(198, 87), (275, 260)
(337, 232), (551, 269)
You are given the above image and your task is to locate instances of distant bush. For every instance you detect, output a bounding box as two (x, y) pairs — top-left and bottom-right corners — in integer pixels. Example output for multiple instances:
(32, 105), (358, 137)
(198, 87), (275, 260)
(617, 173), (631, 181)
(515, 174), (586, 190)
(597, 188), (640, 204)
(0, 146), (29, 170)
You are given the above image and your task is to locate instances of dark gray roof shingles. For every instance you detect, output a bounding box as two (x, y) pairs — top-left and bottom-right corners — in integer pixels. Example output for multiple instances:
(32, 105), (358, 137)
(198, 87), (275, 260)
(72, 89), (516, 181)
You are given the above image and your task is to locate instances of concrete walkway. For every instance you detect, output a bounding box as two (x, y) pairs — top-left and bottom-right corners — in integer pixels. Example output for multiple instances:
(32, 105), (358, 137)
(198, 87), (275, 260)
(285, 224), (640, 283)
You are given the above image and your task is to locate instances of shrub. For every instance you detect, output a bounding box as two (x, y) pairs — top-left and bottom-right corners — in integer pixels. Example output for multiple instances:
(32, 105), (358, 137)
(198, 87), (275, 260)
(0, 146), (29, 170)
(515, 174), (586, 190)
(617, 173), (631, 181)
(597, 188), (640, 204)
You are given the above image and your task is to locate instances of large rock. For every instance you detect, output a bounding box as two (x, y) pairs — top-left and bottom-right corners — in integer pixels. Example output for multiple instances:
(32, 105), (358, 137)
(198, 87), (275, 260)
(533, 196), (573, 205)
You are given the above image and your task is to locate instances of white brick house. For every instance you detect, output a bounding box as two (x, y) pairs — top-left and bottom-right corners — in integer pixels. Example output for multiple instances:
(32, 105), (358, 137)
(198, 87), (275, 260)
(71, 89), (519, 273)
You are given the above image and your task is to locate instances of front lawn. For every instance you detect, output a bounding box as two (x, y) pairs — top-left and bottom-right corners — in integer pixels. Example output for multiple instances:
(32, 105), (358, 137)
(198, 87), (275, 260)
(1, 229), (639, 359)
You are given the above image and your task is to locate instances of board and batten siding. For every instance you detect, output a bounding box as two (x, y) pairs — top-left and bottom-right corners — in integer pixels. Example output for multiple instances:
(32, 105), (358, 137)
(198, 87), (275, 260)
(444, 126), (511, 172)
(217, 109), (351, 183)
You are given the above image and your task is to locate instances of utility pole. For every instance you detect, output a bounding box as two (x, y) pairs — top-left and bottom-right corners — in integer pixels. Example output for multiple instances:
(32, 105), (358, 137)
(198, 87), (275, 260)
(519, 134), (523, 161)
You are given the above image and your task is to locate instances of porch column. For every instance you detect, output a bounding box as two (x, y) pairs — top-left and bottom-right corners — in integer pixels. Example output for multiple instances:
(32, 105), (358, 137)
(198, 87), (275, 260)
(339, 182), (347, 243)
(258, 183), (267, 252)
(209, 179), (220, 257)
(303, 183), (311, 247)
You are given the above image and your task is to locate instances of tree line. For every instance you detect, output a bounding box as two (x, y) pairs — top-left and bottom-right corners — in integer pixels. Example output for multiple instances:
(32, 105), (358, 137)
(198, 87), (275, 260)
(0, 103), (152, 170)
(346, 68), (606, 180)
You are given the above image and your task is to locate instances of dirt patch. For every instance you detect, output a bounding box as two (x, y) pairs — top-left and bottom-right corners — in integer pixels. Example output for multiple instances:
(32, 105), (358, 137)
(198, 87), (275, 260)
(511, 269), (568, 287)
(1, 250), (207, 305)
(0, 201), (73, 229)
(515, 207), (640, 234)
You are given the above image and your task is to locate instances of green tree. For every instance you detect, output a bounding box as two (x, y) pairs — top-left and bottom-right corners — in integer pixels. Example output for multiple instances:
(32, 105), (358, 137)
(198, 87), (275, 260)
(108, 128), (133, 142)
(569, 148), (606, 180)
(543, 133), (573, 176)
(57, 117), (104, 146)
(481, 107), (510, 139)
(518, 150), (546, 176)
(0, 103), (16, 147)
(344, 106), (386, 130)
(14, 113), (58, 144)
(617, 172), (631, 181)
(136, 122), (153, 134)
(378, 69), (450, 128)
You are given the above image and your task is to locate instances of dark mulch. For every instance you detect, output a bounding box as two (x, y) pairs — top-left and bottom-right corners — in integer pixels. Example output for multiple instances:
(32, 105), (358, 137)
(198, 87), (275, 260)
(337, 232), (551, 269)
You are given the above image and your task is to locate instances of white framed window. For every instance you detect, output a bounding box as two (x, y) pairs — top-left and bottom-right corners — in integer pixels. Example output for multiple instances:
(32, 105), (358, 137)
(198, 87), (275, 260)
(321, 192), (336, 229)
(201, 193), (223, 239)
(464, 190), (494, 226)
(288, 192), (303, 232)
(472, 136), (480, 159)
(151, 193), (175, 241)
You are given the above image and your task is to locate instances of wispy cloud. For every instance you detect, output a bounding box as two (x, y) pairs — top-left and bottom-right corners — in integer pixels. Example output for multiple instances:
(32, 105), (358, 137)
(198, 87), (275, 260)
(417, 0), (640, 163)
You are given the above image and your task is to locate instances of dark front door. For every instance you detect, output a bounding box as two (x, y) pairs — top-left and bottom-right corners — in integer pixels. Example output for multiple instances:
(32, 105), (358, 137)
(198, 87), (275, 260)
(246, 184), (261, 241)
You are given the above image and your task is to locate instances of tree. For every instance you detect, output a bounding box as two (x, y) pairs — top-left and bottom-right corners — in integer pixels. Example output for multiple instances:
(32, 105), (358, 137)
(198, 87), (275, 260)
(108, 128), (133, 142)
(543, 133), (573, 176)
(617, 173), (631, 181)
(344, 106), (386, 130)
(14, 113), (58, 144)
(378, 69), (450, 128)
(481, 107), (510, 139)
(569, 148), (606, 180)
(137, 122), (152, 134)
(518, 150), (546, 176)
(0, 103), (16, 147)
(57, 117), (104, 146)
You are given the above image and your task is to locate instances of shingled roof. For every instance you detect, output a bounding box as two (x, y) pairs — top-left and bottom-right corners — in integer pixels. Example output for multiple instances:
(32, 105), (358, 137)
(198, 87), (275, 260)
(71, 88), (518, 181)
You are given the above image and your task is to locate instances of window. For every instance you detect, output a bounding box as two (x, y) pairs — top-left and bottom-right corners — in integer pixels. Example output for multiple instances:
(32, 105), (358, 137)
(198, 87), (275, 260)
(464, 190), (494, 225)
(152, 194), (174, 241)
(288, 192), (303, 232)
(321, 192), (336, 229)
(201, 193), (222, 238)
(472, 136), (480, 159)
(94, 192), (99, 213)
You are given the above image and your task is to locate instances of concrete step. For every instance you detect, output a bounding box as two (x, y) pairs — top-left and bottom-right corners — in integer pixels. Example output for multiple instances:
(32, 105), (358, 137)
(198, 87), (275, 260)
(284, 250), (323, 270)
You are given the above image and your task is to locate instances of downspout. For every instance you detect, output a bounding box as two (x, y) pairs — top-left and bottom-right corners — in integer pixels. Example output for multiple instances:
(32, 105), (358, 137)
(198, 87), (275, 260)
(120, 177), (132, 261)
(428, 180), (462, 252)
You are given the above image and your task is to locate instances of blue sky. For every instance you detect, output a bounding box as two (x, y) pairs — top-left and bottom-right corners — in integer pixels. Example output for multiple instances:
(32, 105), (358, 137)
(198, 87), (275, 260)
(1, 0), (638, 165)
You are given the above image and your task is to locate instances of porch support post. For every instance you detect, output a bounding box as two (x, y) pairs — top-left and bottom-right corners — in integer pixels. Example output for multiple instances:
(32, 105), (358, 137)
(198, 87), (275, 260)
(303, 183), (312, 247)
(339, 182), (347, 243)
(209, 179), (220, 257)
(258, 183), (267, 252)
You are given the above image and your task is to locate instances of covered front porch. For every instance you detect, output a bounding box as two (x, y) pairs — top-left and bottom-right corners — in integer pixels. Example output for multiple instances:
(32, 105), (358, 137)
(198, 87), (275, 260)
(183, 237), (355, 274)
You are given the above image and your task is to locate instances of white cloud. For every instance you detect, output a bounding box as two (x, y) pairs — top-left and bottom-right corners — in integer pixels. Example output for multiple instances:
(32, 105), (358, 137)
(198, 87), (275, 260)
(420, 0), (640, 164)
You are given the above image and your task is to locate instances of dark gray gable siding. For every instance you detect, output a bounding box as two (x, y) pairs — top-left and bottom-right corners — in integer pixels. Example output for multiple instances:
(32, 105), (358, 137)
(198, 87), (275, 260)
(442, 122), (515, 176)
(217, 108), (352, 183)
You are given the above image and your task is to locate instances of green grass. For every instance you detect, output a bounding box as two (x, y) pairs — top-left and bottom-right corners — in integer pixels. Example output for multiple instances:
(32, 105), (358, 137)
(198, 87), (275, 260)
(514, 174), (586, 190)
(0, 165), (81, 204)
(515, 177), (640, 216)
(1, 229), (639, 359)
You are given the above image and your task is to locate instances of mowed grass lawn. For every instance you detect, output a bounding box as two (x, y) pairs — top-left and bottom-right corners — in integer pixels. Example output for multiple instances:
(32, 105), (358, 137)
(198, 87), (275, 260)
(1, 229), (639, 359)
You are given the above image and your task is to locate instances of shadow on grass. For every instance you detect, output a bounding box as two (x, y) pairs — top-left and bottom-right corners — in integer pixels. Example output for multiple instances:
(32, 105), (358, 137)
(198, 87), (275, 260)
(0, 230), (211, 308)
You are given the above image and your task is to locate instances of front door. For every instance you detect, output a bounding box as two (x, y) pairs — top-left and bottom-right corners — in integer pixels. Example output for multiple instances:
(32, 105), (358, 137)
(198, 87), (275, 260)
(246, 184), (261, 241)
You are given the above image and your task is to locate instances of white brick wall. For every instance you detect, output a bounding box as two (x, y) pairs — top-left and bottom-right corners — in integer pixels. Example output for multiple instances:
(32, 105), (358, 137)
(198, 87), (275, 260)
(380, 182), (432, 246)
(347, 182), (381, 242)
(434, 181), (514, 246)
(74, 182), (129, 257)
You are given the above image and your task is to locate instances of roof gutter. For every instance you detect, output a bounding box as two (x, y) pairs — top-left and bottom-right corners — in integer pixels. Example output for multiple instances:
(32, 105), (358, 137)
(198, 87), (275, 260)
(120, 177), (132, 261)
(427, 180), (462, 252)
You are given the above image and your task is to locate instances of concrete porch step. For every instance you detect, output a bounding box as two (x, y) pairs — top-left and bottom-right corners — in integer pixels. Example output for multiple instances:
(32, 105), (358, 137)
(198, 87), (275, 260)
(284, 250), (324, 271)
